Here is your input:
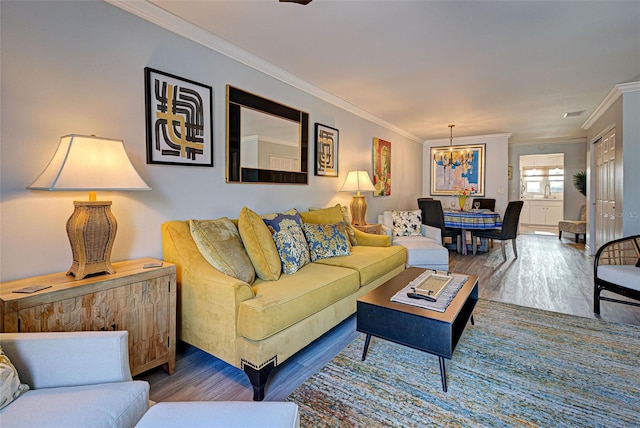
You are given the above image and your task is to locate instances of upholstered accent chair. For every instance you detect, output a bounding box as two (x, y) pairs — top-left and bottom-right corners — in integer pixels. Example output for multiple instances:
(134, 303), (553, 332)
(593, 235), (640, 314)
(558, 205), (587, 243)
(471, 201), (524, 261)
(471, 198), (496, 211)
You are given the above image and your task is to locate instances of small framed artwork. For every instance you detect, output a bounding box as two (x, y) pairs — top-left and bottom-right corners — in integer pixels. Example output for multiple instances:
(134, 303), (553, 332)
(373, 137), (391, 196)
(314, 123), (338, 177)
(431, 143), (485, 196)
(145, 67), (213, 166)
(508, 165), (513, 180)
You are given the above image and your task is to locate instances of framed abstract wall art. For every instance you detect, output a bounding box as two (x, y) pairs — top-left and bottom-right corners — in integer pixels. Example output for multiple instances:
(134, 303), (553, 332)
(145, 67), (213, 167)
(373, 137), (391, 196)
(431, 143), (485, 196)
(314, 123), (338, 177)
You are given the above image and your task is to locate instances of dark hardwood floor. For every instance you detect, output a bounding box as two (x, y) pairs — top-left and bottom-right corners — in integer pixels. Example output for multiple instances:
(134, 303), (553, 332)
(136, 233), (640, 402)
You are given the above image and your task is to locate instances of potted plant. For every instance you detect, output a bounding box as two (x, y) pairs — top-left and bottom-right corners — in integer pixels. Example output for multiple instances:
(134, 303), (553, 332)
(573, 171), (586, 196)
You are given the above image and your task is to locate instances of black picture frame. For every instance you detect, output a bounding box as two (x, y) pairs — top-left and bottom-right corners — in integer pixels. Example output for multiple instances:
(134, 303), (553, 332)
(145, 67), (213, 167)
(314, 123), (339, 177)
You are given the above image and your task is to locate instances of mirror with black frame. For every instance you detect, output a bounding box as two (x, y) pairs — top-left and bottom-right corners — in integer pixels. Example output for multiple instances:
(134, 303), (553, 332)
(226, 85), (309, 184)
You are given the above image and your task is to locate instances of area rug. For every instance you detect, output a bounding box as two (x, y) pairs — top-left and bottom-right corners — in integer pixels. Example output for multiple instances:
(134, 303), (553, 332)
(287, 300), (640, 427)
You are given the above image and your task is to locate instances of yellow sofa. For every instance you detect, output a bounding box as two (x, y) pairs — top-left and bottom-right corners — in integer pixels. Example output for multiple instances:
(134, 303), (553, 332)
(161, 205), (406, 400)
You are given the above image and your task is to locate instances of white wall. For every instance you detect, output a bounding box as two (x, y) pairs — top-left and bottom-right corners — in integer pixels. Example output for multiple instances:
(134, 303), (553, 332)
(0, 1), (423, 280)
(422, 133), (511, 214)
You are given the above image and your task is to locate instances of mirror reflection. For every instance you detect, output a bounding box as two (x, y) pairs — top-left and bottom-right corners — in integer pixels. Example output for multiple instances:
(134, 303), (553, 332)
(240, 108), (300, 172)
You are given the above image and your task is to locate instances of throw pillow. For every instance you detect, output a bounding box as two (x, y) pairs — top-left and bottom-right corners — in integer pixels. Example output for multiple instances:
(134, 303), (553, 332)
(392, 210), (422, 237)
(189, 218), (255, 284)
(0, 345), (29, 410)
(238, 207), (282, 281)
(262, 209), (303, 234)
(305, 204), (358, 246)
(302, 222), (351, 261)
(273, 226), (311, 274)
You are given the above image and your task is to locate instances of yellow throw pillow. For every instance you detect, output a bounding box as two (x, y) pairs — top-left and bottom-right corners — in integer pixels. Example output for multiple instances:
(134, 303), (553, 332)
(300, 204), (344, 225)
(238, 207), (282, 281)
(190, 218), (256, 284)
(0, 345), (29, 410)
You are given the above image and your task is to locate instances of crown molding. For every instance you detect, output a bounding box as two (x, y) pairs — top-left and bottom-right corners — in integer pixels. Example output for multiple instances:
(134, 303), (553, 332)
(104, 0), (422, 143)
(582, 81), (640, 130)
(422, 133), (512, 145)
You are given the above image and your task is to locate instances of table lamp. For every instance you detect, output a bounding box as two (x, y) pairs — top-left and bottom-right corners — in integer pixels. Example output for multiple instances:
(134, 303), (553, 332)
(340, 170), (376, 226)
(28, 134), (151, 280)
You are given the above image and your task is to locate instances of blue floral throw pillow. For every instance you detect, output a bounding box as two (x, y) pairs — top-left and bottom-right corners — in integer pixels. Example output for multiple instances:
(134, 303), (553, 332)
(273, 226), (311, 274)
(302, 222), (351, 262)
(262, 209), (302, 234)
(391, 210), (422, 237)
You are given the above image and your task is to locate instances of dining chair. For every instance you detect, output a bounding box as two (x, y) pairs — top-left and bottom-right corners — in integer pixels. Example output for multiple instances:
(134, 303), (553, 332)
(471, 201), (524, 261)
(471, 198), (496, 211)
(417, 198), (461, 247)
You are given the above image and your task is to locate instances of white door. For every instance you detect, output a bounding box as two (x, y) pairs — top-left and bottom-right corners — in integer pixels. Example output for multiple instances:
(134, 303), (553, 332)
(594, 128), (618, 250)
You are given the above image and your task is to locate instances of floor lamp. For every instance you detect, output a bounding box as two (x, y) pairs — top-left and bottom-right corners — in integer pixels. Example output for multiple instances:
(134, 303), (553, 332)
(28, 134), (151, 280)
(340, 170), (376, 226)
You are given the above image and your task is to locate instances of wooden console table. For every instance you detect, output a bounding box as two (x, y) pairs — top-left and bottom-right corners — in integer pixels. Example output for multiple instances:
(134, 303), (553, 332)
(0, 258), (176, 376)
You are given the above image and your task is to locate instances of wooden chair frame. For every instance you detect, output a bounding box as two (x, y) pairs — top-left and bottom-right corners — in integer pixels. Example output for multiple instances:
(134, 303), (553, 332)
(593, 235), (640, 314)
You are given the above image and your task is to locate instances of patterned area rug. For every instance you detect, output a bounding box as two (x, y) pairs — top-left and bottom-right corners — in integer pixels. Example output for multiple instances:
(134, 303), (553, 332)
(287, 300), (640, 427)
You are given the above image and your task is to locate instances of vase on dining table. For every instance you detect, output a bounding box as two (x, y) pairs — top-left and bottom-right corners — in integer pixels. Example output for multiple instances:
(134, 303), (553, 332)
(457, 195), (467, 211)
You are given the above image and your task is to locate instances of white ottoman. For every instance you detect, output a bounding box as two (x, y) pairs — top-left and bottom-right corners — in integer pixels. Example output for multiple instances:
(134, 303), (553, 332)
(393, 236), (449, 271)
(136, 401), (300, 428)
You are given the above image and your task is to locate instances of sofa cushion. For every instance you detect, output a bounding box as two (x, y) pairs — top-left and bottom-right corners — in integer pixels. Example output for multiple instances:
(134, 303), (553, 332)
(273, 226), (310, 275)
(238, 207), (281, 281)
(303, 222), (351, 261)
(262, 209), (302, 234)
(308, 205), (358, 246)
(597, 265), (640, 291)
(190, 218), (255, 284)
(238, 263), (360, 341)
(313, 245), (406, 286)
(0, 380), (149, 428)
(0, 345), (29, 410)
(392, 210), (422, 236)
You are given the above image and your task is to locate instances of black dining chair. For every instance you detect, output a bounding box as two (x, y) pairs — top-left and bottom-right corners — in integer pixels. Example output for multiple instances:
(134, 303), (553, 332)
(417, 199), (461, 247)
(471, 201), (524, 261)
(471, 198), (496, 211)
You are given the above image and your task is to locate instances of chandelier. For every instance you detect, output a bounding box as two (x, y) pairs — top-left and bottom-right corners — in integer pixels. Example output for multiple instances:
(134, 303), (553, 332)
(434, 124), (473, 170)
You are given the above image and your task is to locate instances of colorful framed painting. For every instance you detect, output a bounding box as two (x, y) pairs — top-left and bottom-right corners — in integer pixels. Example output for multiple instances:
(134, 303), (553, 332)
(373, 137), (391, 196)
(431, 143), (485, 196)
(314, 123), (338, 177)
(145, 67), (213, 167)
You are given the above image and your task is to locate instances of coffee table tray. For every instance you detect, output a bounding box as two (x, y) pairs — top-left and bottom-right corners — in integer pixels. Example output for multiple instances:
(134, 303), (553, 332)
(391, 273), (468, 312)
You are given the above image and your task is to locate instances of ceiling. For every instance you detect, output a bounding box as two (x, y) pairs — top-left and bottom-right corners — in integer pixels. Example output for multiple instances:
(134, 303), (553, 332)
(143, 0), (640, 144)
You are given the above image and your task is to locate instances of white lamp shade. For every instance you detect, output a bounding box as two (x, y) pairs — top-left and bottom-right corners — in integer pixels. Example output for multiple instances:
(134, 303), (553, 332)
(28, 134), (151, 191)
(340, 170), (376, 193)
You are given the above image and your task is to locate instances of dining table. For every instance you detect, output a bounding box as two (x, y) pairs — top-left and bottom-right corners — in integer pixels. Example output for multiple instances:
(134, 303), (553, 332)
(444, 209), (502, 255)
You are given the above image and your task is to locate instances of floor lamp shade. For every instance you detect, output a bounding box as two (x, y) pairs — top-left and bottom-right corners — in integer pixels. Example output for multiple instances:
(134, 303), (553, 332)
(340, 170), (376, 226)
(28, 134), (151, 280)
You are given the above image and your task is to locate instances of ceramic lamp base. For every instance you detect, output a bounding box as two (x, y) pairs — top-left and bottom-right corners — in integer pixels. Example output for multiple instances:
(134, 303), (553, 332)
(66, 201), (117, 280)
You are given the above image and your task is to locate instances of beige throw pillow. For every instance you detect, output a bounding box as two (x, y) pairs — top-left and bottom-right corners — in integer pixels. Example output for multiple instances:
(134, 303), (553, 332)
(0, 345), (29, 410)
(190, 218), (256, 284)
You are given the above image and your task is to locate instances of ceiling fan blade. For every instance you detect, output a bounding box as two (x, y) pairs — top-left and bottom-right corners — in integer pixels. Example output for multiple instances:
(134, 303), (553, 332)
(279, 0), (312, 4)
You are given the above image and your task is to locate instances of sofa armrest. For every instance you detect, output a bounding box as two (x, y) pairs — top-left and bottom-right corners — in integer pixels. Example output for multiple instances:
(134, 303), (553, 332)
(421, 224), (442, 243)
(354, 227), (390, 247)
(162, 221), (255, 365)
(0, 331), (132, 389)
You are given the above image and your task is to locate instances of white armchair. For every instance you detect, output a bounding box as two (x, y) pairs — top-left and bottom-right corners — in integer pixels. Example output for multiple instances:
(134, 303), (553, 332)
(0, 331), (149, 428)
(378, 211), (449, 271)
